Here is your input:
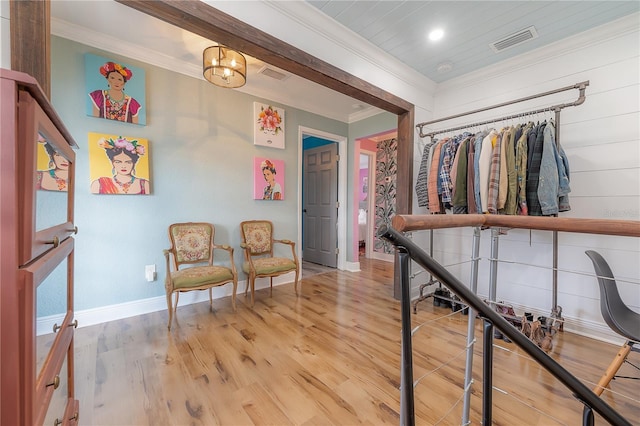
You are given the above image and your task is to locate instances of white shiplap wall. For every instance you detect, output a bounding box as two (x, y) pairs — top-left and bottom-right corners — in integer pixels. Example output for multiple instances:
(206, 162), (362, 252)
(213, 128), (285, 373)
(411, 13), (640, 343)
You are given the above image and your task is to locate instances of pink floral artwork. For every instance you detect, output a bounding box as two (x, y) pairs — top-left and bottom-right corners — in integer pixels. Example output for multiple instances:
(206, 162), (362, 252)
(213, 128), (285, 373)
(254, 102), (285, 149)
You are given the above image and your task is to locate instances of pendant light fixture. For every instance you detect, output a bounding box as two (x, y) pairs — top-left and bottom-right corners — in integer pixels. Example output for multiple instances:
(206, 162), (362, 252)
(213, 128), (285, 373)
(203, 45), (247, 88)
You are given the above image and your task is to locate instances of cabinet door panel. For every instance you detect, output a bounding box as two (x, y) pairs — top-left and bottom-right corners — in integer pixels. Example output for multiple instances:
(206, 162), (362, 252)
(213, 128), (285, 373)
(19, 237), (75, 425)
(18, 90), (76, 266)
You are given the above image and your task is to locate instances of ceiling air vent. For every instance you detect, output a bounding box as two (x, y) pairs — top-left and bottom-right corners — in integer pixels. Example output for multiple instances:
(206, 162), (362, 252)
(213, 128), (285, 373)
(257, 65), (289, 81)
(490, 26), (538, 53)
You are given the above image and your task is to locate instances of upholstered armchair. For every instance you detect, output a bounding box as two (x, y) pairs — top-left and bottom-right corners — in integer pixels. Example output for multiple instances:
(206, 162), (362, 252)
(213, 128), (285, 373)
(240, 220), (299, 306)
(164, 222), (237, 330)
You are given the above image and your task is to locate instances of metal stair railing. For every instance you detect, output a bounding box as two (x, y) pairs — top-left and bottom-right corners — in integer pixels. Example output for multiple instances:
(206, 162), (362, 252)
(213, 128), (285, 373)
(379, 214), (640, 426)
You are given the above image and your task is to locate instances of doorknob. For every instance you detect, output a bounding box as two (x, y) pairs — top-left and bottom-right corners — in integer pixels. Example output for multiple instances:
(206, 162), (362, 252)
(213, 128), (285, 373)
(303, 209), (307, 213)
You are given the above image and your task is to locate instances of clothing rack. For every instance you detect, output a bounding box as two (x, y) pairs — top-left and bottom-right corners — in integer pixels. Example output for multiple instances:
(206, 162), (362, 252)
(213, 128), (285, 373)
(415, 80), (589, 426)
(417, 80), (589, 138)
(415, 79), (589, 312)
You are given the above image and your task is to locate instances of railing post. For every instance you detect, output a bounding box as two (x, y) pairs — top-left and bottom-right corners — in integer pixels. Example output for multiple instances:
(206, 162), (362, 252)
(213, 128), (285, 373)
(489, 227), (500, 307)
(398, 247), (415, 426)
(482, 319), (494, 425)
(462, 226), (481, 425)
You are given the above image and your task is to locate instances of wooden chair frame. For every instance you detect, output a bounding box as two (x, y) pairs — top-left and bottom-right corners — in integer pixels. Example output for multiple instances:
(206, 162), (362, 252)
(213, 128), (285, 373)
(164, 222), (237, 329)
(240, 220), (299, 306)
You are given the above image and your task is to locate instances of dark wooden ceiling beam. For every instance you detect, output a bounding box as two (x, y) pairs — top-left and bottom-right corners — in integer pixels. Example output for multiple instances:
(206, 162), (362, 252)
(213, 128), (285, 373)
(115, 0), (413, 116)
(116, 0), (413, 220)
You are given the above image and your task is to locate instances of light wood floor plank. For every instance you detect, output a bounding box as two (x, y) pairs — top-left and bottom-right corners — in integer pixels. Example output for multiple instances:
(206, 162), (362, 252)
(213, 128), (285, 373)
(72, 258), (639, 425)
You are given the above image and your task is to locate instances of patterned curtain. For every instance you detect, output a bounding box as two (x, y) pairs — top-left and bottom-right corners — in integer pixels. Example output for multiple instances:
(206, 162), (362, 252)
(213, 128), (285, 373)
(374, 138), (397, 254)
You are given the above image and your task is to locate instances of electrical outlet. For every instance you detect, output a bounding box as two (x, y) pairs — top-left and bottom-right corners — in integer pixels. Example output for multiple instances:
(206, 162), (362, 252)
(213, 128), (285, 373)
(145, 264), (156, 282)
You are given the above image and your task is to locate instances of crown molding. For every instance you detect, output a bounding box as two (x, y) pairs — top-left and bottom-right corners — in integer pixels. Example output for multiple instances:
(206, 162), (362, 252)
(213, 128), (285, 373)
(51, 17), (203, 80)
(51, 16), (350, 123)
(208, 0), (434, 107)
(436, 12), (640, 93)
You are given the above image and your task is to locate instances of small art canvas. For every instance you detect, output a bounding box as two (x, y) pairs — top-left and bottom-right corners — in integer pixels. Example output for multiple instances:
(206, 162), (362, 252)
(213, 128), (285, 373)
(85, 53), (146, 125)
(254, 157), (285, 200)
(88, 132), (151, 195)
(254, 102), (285, 149)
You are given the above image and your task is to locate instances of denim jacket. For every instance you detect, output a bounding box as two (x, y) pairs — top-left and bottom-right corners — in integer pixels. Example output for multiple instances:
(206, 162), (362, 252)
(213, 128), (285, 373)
(538, 121), (571, 215)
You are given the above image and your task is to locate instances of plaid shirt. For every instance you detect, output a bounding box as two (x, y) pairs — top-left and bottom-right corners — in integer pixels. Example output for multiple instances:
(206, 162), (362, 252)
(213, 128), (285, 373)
(487, 132), (503, 214)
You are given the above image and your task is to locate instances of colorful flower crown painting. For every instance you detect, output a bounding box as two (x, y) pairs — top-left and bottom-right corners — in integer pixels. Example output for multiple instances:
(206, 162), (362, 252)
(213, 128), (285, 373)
(85, 53), (146, 125)
(254, 102), (285, 149)
(88, 132), (151, 195)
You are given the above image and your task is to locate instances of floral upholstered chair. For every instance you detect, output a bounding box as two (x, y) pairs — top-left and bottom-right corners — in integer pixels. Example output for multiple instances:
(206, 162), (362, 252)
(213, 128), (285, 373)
(240, 220), (299, 306)
(164, 222), (237, 330)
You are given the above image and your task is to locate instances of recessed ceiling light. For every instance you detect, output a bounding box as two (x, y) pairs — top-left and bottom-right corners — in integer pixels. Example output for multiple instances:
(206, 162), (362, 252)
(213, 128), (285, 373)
(428, 28), (444, 42)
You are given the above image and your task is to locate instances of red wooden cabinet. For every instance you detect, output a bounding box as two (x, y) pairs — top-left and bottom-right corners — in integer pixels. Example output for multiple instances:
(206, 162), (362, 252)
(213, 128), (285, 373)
(1, 69), (79, 425)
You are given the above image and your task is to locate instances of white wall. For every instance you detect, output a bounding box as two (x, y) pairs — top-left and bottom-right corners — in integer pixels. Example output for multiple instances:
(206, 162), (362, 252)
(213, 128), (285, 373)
(411, 14), (640, 343)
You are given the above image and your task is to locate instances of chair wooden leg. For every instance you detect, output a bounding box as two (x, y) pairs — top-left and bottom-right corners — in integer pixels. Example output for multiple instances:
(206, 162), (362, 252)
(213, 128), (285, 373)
(208, 288), (213, 306)
(270, 277), (273, 297)
(250, 276), (255, 307)
(294, 267), (299, 295)
(166, 290), (174, 330)
(593, 341), (633, 396)
(231, 282), (237, 311)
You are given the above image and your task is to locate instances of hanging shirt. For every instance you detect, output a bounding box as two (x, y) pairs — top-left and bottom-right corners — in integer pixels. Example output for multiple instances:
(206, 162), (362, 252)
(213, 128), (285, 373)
(515, 123), (533, 215)
(428, 140), (445, 213)
(526, 122), (546, 216)
(487, 131), (503, 214)
(503, 125), (518, 215)
(479, 130), (497, 213)
(415, 139), (437, 207)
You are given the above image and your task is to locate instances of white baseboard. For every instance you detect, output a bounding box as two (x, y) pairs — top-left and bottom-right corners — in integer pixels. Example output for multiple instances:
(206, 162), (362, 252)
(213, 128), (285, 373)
(36, 275), (294, 336)
(344, 261), (360, 272)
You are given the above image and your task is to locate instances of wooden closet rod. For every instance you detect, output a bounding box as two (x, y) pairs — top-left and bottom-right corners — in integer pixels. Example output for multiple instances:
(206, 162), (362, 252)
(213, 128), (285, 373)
(416, 80), (589, 138)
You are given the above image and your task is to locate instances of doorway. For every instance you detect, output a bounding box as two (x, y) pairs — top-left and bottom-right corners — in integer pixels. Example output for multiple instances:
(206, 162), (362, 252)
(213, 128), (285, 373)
(303, 143), (338, 267)
(357, 151), (375, 259)
(298, 127), (347, 270)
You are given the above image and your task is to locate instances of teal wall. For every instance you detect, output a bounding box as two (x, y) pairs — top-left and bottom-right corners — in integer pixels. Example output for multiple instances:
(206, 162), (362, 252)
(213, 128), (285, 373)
(48, 36), (350, 313)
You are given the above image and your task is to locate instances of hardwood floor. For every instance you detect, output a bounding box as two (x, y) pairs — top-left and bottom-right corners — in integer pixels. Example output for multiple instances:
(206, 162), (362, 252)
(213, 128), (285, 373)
(72, 258), (639, 425)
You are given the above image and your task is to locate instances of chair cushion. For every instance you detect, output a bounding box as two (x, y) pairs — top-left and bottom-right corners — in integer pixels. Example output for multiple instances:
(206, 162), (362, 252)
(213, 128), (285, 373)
(172, 226), (211, 263)
(243, 257), (296, 275)
(171, 266), (233, 289)
(242, 222), (271, 254)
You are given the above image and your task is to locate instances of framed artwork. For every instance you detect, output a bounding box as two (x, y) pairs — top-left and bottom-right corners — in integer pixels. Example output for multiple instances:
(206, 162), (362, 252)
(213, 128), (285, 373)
(254, 102), (285, 149)
(85, 53), (146, 125)
(88, 132), (151, 195)
(254, 157), (284, 200)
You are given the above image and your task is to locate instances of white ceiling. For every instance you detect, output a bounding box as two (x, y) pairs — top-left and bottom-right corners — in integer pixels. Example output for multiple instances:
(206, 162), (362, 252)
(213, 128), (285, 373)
(50, 1), (639, 123)
(307, 1), (640, 83)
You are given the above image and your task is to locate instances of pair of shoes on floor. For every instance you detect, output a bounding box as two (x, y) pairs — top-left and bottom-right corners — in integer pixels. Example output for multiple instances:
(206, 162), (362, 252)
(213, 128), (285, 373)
(433, 288), (451, 308)
(451, 294), (468, 315)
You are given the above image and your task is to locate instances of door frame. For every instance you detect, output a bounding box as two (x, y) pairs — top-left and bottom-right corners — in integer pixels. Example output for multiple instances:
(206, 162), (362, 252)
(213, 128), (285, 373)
(298, 126), (347, 270)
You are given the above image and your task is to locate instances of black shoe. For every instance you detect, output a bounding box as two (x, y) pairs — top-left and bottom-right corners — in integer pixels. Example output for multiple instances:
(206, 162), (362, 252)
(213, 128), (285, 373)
(440, 289), (452, 308)
(451, 295), (462, 312)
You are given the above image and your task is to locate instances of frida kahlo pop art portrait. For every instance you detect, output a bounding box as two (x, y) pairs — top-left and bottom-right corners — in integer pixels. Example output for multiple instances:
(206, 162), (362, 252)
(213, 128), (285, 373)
(254, 157), (284, 200)
(88, 132), (150, 195)
(85, 53), (146, 125)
